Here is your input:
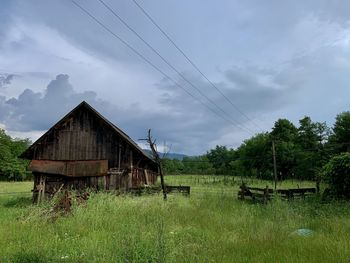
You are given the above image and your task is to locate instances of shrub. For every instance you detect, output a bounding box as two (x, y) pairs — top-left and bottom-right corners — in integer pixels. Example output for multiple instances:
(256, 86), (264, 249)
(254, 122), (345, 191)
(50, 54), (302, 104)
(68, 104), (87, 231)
(322, 152), (350, 199)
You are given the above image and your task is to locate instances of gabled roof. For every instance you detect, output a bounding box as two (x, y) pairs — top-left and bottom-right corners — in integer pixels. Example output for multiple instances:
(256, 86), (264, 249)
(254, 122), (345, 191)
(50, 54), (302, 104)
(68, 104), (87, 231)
(20, 101), (154, 163)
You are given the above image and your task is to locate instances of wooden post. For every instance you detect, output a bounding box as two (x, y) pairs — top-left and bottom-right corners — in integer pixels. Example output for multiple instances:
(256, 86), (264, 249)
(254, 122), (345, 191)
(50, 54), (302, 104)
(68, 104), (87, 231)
(104, 175), (111, 190)
(42, 175), (46, 200)
(144, 169), (149, 185)
(315, 174), (320, 194)
(118, 143), (122, 171)
(239, 184), (245, 200)
(264, 185), (269, 204)
(129, 149), (133, 188)
(272, 140), (278, 190)
(158, 161), (166, 200)
(37, 175), (46, 204)
(37, 176), (42, 204)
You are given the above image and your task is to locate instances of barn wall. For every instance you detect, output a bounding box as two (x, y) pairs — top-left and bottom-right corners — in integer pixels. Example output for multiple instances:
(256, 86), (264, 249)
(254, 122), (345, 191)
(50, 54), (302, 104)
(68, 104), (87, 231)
(32, 173), (109, 202)
(29, 106), (151, 171)
(33, 168), (158, 202)
(27, 104), (159, 203)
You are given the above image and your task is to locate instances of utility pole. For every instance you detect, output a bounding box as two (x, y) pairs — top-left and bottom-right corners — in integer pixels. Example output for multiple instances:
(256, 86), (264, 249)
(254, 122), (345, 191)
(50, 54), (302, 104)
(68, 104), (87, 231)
(272, 140), (278, 190)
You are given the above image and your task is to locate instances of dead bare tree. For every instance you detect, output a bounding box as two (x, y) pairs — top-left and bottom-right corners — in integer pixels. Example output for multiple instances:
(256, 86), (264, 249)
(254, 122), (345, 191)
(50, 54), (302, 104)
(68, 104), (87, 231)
(144, 129), (167, 200)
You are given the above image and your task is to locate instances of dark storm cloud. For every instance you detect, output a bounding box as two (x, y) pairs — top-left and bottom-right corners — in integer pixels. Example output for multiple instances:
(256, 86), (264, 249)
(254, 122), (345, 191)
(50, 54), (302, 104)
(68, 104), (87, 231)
(223, 67), (295, 113)
(156, 66), (296, 126)
(0, 74), (15, 88)
(1, 74), (101, 131)
(0, 74), (249, 154)
(1, 0), (350, 154)
(1, 43), (350, 154)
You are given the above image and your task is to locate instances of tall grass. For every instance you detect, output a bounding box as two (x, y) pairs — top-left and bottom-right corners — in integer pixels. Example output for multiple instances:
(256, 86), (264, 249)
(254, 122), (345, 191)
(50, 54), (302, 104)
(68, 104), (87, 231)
(0, 177), (349, 262)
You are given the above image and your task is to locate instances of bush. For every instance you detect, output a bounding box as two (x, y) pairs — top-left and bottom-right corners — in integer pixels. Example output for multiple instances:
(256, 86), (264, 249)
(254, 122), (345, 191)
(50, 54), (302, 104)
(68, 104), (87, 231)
(322, 152), (350, 199)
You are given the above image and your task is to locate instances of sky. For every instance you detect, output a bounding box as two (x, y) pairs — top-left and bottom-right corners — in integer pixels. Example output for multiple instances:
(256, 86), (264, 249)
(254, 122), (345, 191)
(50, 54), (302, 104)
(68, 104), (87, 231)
(0, 0), (350, 155)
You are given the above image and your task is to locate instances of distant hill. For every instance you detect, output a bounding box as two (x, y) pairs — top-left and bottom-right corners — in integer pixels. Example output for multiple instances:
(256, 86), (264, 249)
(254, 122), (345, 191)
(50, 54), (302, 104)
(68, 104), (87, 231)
(142, 149), (187, 160)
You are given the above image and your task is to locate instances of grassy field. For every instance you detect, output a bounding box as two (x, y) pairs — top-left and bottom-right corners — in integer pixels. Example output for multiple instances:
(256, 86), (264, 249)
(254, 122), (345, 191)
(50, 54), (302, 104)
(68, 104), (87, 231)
(0, 175), (350, 262)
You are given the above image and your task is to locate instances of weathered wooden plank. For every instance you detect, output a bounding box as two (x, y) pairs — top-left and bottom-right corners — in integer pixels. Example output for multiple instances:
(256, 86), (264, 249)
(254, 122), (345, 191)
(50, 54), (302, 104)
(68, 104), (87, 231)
(28, 160), (108, 177)
(247, 187), (274, 193)
(239, 185), (316, 202)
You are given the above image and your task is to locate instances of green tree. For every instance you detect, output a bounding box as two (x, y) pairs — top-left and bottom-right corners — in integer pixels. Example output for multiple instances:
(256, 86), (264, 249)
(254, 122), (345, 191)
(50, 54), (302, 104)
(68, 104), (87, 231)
(293, 117), (329, 180)
(162, 158), (184, 175)
(271, 118), (298, 142)
(236, 133), (272, 179)
(322, 152), (350, 199)
(182, 156), (214, 175)
(271, 119), (298, 180)
(329, 111), (350, 153)
(297, 116), (318, 149)
(206, 146), (235, 175)
(0, 129), (31, 181)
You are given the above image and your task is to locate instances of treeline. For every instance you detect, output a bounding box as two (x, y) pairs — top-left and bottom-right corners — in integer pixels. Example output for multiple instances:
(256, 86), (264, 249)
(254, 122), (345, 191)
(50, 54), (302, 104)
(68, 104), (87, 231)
(163, 112), (350, 181)
(1, 111), (349, 184)
(0, 129), (31, 181)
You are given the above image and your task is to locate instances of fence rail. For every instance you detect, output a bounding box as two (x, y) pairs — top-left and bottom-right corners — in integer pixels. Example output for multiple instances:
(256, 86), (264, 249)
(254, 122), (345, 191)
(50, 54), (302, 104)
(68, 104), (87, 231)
(238, 185), (316, 202)
(0, 185), (316, 201)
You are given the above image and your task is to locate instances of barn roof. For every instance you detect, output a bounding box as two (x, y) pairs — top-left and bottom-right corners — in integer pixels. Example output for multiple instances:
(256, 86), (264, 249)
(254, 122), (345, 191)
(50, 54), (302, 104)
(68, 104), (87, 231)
(20, 101), (154, 163)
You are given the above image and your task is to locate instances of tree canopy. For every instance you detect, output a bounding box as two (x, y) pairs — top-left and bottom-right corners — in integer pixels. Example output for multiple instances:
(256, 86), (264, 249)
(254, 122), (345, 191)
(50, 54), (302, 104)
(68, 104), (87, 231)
(0, 129), (31, 181)
(329, 111), (350, 153)
(162, 111), (349, 183)
(322, 152), (350, 199)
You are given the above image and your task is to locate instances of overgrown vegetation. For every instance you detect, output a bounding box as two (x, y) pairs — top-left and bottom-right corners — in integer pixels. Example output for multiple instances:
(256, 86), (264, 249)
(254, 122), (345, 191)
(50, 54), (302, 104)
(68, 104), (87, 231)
(1, 112), (349, 262)
(322, 152), (350, 199)
(1, 178), (350, 262)
(0, 129), (31, 181)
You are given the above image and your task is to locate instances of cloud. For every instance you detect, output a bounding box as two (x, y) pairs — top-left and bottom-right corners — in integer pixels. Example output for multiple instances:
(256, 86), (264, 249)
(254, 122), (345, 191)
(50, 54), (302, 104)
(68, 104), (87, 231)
(1, 0), (350, 155)
(0, 74), (15, 88)
(2, 34), (350, 155)
(0, 74), (251, 154)
(2, 74), (101, 131)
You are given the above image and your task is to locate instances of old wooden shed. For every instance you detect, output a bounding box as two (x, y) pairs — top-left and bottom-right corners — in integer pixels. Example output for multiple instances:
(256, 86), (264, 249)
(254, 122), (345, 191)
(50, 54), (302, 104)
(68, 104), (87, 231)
(20, 101), (158, 202)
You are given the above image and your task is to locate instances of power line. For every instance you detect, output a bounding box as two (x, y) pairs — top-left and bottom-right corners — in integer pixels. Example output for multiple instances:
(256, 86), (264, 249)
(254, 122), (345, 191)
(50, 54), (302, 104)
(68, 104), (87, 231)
(131, 0), (263, 131)
(96, 0), (254, 134)
(70, 0), (253, 134)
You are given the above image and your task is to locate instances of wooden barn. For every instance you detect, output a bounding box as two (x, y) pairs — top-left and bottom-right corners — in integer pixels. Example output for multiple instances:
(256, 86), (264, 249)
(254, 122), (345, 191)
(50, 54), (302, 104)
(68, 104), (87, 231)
(20, 101), (158, 202)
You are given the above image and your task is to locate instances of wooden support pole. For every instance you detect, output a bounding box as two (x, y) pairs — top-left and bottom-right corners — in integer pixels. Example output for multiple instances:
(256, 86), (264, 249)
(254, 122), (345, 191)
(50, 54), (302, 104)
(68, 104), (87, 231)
(144, 169), (149, 185)
(118, 143), (122, 171)
(158, 161), (166, 200)
(263, 185), (269, 204)
(37, 175), (46, 204)
(272, 140), (278, 190)
(37, 176), (42, 205)
(129, 149), (133, 188)
(42, 175), (46, 201)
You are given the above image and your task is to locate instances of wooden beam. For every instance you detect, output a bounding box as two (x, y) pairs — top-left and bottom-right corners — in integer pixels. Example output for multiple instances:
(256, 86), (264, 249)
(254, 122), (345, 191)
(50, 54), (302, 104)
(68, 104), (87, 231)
(28, 160), (108, 177)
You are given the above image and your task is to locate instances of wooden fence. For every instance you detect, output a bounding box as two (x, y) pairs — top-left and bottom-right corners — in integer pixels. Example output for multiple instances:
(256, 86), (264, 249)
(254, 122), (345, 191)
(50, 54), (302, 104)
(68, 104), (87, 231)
(129, 185), (190, 196)
(238, 185), (316, 202)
